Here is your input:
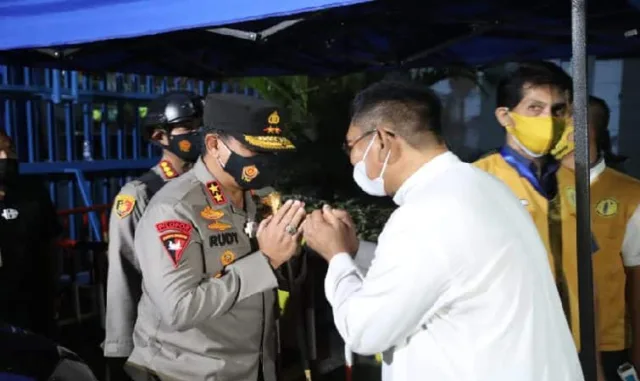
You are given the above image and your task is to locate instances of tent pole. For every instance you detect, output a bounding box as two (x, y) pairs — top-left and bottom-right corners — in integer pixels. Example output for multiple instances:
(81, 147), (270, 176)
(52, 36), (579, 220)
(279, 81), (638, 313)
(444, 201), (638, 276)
(571, 0), (597, 380)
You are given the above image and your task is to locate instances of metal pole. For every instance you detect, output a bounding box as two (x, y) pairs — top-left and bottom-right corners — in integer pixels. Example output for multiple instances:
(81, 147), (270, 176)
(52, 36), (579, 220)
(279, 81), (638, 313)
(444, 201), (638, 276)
(571, 0), (597, 380)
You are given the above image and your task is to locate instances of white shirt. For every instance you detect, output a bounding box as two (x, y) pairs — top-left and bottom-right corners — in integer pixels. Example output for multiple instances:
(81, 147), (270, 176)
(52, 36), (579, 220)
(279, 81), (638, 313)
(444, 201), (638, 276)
(325, 151), (584, 381)
(590, 159), (640, 267)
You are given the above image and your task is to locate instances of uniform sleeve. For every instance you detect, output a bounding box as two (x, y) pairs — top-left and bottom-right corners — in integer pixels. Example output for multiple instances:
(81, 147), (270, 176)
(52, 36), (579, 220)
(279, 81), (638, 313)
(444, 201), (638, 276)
(622, 204), (640, 267)
(136, 201), (277, 331)
(324, 212), (450, 355)
(104, 183), (147, 357)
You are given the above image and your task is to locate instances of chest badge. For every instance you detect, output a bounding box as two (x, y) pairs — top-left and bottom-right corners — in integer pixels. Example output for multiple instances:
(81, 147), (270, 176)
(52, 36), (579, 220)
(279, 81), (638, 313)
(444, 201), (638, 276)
(220, 250), (236, 266)
(1, 208), (19, 220)
(595, 197), (619, 217)
(244, 220), (257, 238)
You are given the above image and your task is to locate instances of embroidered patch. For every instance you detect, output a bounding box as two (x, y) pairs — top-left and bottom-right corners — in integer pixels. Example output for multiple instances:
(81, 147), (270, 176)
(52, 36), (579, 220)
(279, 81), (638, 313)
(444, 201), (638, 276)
(178, 140), (191, 152)
(156, 220), (193, 233)
(595, 197), (619, 217)
(241, 165), (259, 183)
(160, 160), (178, 179)
(565, 186), (576, 208)
(160, 232), (189, 268)
(0, 208), (19, 220)
(207, 221), (233, 232)
(209, 232), (239, 247)
(114, 194), (136, 218)
(206, 181), (227, 205)
(155, 220), (193, 268)
(220, 250), (236, 266)
(200, 206), (225, 220)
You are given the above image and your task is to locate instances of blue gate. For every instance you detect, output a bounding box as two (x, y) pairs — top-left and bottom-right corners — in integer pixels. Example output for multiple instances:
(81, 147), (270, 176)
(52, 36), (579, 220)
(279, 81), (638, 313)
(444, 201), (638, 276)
(0, 65), (255, 241)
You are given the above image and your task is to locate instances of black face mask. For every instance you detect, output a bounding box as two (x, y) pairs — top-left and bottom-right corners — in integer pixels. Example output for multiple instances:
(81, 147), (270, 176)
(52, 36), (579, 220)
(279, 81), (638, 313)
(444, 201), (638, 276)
(154, 131), (202, 163)
(0, 158), (19, 186)
(219, 143), (278, 190)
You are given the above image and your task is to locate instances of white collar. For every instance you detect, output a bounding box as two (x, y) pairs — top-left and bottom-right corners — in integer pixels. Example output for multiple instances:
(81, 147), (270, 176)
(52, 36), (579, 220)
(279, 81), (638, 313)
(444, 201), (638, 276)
(590, 158), (606, 184)
(392, 151), (460, 206)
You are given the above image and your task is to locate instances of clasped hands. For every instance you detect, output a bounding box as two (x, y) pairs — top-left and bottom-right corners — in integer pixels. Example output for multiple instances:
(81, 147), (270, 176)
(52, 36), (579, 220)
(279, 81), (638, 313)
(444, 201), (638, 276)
(257, 200), (359, 269)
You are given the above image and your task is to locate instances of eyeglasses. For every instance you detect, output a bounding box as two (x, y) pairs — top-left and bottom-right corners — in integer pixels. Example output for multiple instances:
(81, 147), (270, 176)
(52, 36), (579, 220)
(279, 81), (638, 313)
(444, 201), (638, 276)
(342, 130), (375, 156)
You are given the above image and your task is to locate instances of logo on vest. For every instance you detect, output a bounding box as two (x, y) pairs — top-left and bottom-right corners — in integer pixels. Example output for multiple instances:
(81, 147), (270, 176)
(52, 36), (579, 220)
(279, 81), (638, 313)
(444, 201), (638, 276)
(595, 197), (619, 217)
(565, 187), (576, 208)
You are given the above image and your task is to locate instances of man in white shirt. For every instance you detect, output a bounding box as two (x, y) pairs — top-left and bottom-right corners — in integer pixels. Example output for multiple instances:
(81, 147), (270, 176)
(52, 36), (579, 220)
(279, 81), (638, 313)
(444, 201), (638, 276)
(302, 81), (584, 381)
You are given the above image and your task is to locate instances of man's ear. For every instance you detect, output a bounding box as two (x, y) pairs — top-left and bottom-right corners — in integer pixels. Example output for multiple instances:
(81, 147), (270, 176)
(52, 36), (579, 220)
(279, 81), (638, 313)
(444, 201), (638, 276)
(495, 107), (513, 129)
(376, 128), (394, 162)
(204, 133), (220, 155)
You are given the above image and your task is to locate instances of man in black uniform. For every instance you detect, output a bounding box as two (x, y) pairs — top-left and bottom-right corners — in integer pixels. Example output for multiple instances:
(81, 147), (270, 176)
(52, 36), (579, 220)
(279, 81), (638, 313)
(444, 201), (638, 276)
(104, 91), (203, 380)
(0, 130), (62, 337)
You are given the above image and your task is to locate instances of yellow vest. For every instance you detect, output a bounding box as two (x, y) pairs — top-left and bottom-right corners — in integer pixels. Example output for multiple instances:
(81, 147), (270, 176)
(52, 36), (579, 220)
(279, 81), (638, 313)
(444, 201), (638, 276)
(557, 164), (640, 351)
(474, 152), (581, 350)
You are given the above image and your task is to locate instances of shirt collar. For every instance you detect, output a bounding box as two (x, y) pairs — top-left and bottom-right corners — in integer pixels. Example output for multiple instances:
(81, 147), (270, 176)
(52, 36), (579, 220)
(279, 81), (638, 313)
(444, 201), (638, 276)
(193, 157), (217, 184)
(590, 157), (606, 184)
(393, 151), (460, 206)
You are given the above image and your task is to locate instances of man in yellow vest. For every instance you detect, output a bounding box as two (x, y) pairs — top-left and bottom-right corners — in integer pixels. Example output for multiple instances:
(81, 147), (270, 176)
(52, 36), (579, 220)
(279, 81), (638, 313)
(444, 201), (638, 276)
(474, 61), (604, 378)
(554, 95), (640, 380)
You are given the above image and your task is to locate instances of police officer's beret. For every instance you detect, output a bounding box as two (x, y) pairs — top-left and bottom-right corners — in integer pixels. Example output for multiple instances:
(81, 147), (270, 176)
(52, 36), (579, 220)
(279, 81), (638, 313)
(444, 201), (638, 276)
(203, 93), (295, 152)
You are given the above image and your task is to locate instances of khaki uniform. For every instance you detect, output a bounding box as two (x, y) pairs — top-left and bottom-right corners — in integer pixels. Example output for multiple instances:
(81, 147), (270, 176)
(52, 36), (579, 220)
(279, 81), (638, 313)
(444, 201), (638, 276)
(104, 161), (179, 357)
(127, 158), (278, 381)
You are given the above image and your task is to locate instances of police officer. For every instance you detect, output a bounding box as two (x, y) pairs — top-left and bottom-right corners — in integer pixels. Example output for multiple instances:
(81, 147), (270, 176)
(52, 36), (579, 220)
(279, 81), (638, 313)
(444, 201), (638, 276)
(104, 91), (203, 378)
(0, 130), (62, 337)
(126, 93), (304, 381)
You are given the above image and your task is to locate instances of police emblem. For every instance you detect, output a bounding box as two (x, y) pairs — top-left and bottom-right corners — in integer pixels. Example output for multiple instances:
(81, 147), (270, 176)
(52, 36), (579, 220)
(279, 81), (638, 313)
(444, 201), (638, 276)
(206, 181), (227, 205)
(220, 250), (236, 266)
(114, 195), (136, 218)
(241, 165), (260, 183)
(178, 140), (191, 152)
(155, 220), (193, 268)
(595, 197), (619, 217)
(263, 111), (282, 134)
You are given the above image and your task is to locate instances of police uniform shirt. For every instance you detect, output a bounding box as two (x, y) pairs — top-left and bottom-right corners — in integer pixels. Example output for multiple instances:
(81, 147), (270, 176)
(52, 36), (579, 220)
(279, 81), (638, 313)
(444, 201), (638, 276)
(557, 159), (640, 352)
(127, 158), (278, 381)
(326, 152), (582, 381)
(474, 147), (584, 350)
(0, 178), (62, 333)
(104, 160), (179, 358)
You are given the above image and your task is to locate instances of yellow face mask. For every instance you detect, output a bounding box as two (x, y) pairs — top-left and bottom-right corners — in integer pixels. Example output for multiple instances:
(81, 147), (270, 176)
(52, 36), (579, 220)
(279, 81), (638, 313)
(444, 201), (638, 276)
(505, 113), (566, 157)
(550, 118), (575, 160)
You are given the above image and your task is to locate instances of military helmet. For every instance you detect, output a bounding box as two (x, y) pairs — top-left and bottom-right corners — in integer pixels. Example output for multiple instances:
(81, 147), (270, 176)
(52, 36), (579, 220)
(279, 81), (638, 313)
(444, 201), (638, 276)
(143, 91), (204, 140)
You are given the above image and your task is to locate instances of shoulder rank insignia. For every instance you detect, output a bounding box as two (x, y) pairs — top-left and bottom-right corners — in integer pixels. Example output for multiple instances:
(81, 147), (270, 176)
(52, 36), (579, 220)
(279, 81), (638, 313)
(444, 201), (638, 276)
(114, 194), (136, 218)
(160, 160), (178, 179)
(155, 220), (193, 268)
(206, 181), (227, 205)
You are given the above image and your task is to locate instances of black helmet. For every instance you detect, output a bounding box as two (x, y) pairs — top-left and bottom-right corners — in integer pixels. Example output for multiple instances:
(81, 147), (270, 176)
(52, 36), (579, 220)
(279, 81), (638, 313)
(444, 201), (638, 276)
(143, 91), (204, 140)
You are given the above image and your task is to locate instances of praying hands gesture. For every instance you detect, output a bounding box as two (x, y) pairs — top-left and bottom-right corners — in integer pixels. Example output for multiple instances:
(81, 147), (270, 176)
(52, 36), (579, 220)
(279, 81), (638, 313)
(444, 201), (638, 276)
(302, 205), (359, 262)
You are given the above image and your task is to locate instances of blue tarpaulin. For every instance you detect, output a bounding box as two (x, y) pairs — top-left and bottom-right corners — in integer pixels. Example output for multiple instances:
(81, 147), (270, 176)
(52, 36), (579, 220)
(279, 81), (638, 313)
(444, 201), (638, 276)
(0, 0), (639, 76)
(0, 0), (369, 50)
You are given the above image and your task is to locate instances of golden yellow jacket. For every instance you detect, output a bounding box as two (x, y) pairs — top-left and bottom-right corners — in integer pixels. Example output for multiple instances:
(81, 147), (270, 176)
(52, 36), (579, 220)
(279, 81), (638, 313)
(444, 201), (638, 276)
(557, 160), (640, 351)
(474, 149), (581, 350)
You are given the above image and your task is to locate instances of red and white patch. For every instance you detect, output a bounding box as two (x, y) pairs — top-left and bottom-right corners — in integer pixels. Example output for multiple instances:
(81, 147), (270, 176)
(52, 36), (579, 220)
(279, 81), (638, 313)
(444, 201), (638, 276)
(155, 220), (193, 268)
(160, 232), (189, 268)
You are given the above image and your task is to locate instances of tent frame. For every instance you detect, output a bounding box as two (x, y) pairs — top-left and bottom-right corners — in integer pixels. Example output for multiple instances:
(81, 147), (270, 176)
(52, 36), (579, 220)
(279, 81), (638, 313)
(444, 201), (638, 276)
(572, 0), (597, 380)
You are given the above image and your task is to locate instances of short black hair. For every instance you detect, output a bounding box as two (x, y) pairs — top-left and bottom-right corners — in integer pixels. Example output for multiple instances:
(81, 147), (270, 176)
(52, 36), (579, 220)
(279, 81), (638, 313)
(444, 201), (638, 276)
(496, 61), (573, 109)
(350, 80), (443, 147)
(588, 95), (614, 155)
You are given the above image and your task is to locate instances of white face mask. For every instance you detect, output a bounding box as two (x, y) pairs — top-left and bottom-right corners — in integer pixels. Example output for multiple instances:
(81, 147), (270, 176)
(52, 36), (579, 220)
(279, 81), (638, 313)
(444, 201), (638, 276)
(353, 134), (390, 197)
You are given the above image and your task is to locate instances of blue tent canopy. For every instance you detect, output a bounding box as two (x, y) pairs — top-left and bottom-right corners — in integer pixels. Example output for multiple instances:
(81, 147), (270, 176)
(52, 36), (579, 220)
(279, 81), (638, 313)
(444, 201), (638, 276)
(0, 0), (639, 76)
